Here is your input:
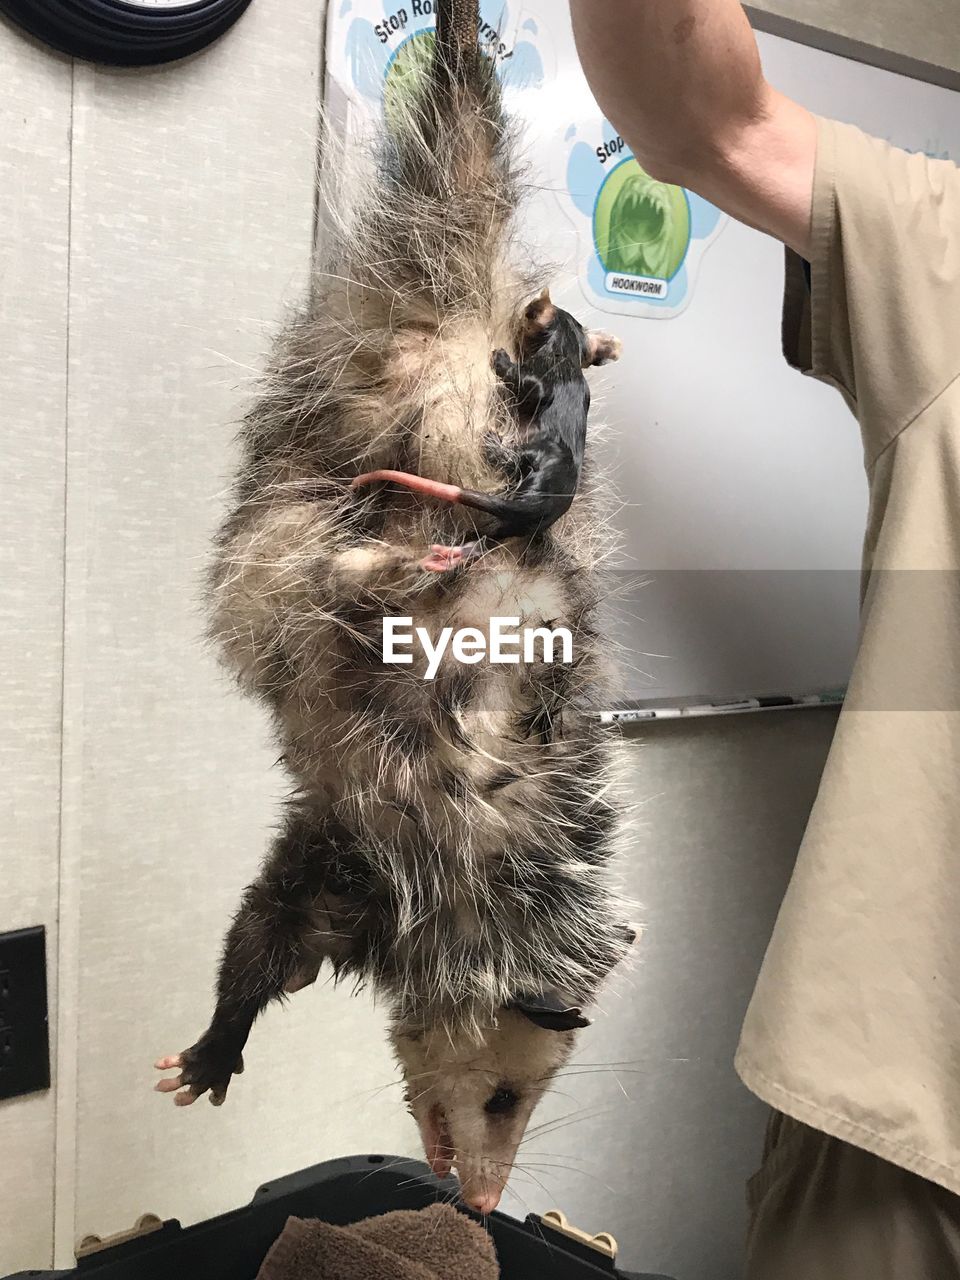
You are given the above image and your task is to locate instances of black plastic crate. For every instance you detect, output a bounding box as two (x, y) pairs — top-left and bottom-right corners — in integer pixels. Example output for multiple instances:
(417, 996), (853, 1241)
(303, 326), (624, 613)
(5, 1155), (674, 1280)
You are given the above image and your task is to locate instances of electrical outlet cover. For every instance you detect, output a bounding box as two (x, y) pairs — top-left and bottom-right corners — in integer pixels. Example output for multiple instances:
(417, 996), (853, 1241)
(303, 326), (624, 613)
(0, 925), (51, 1100)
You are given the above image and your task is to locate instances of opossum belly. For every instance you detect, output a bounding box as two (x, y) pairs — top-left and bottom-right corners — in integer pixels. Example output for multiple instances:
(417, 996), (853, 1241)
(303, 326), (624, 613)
(387, 321), (508, 492)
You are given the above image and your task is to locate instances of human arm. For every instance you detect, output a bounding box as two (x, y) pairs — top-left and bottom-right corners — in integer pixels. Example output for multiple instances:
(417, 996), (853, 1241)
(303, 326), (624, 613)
(568, 0), (816, 257)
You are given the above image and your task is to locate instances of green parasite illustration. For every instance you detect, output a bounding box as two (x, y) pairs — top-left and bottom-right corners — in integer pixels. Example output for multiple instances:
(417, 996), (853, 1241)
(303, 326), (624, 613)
(594, 161), (691, 281)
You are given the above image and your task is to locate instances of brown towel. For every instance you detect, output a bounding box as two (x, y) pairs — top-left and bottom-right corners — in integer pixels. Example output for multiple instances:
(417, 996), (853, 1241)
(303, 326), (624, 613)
(256, 1204), (500, 1280)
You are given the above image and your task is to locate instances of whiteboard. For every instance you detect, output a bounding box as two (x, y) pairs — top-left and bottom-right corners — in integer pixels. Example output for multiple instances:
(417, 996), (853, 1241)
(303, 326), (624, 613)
(324, 3), (960, 701)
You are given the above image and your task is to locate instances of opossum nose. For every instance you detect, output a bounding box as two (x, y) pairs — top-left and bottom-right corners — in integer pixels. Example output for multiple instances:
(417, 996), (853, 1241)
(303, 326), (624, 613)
(463, 1185), (503, 1215)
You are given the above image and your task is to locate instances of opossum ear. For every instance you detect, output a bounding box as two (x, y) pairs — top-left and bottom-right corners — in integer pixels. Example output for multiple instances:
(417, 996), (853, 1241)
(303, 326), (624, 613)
(508, 990), (591, 1033)
(584, 330), (622, 367)
(522, 288), (557, 335)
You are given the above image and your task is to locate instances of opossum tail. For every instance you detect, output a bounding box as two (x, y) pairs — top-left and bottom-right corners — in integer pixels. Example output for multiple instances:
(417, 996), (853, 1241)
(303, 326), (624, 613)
(351, 464), (575, 531)
(434, 0), (482, 89)
(373, 0), (519, 316)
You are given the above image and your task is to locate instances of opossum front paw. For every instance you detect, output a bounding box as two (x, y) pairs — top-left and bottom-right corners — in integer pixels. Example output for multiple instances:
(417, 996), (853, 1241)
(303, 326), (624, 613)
(154, 1035), (244, 1108)
(422, 544), (466, 573)
(491, 348), (515, 379)
(422, 542), (486, 573)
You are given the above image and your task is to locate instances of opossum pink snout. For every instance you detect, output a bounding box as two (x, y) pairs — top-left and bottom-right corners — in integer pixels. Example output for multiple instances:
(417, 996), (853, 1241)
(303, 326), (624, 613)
(462, 1178), (505, 1217)
(391, 1009), (578, 1213)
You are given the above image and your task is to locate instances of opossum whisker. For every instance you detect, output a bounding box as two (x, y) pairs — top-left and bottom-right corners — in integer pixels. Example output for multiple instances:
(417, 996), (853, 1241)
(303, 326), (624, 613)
(519, 1106), (616, 1147)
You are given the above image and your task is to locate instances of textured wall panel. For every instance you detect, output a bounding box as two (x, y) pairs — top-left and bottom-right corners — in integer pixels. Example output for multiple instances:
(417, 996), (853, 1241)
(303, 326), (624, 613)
(0, 25), (72, 1276)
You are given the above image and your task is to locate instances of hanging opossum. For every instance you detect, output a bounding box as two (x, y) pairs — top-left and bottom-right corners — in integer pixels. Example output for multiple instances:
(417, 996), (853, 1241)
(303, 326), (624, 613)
(155, 0), (634, 1214)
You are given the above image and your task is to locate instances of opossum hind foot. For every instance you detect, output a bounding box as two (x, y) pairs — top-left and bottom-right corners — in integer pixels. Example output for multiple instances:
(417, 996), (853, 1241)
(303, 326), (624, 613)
(154, 1037), (244, 1107)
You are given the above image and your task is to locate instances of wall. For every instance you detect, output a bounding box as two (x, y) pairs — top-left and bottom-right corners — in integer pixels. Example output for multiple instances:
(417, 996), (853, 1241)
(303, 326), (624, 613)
(0, 28), (71, 1276)
(746, 0), (960, 88)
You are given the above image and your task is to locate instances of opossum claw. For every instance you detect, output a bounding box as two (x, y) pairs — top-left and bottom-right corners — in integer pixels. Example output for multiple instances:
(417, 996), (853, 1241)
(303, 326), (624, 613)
(153, 1039), (244, 1107)
(491, 348), (514, 378)
(583, 330), (623, 367)
(421, 540), (487, 573)
(421, 545), (464, 573)
(284, 960), (322, 993)
(154, 1054), (201, 1107)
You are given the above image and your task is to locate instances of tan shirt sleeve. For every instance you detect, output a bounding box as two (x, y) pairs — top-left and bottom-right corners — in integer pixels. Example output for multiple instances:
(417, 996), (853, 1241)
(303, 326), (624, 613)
(783, 117), (960, 464)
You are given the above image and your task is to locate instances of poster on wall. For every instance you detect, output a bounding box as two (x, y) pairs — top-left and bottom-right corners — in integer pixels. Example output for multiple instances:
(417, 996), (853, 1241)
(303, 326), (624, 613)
(325, 0), (725, 320)
(330, 1), (547, 110)
(560, 124), (724, 318)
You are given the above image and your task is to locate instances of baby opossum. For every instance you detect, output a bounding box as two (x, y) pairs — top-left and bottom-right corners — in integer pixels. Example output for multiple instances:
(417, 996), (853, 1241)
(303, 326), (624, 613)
(155, 0), (633, 1214)
(351, 291), (621, 571)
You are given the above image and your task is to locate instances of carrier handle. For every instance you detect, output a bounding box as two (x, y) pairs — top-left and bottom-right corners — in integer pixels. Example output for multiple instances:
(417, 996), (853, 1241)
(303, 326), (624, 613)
(541, 1209), (619, 1261)
(76, 1213), (164, 1259)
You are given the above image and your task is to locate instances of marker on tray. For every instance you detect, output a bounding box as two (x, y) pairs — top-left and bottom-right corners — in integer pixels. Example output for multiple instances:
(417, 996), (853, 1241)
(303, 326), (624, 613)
(682, 698), (761, 716)
(601, 706), (685, 724)
(601, 689), (845, 725)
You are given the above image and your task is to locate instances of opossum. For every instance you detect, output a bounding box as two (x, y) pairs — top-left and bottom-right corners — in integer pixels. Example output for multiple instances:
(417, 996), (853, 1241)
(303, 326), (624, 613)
(155, 0), (633, 1214)
(351, 291), (622, 571)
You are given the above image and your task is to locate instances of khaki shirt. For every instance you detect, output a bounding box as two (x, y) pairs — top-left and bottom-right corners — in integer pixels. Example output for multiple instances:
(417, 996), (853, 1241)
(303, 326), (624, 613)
(736, 117), (960, 1193)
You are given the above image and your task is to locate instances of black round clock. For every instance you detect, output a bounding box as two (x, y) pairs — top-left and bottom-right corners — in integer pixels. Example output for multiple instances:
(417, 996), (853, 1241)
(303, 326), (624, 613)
(0, 0), (255, 66)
